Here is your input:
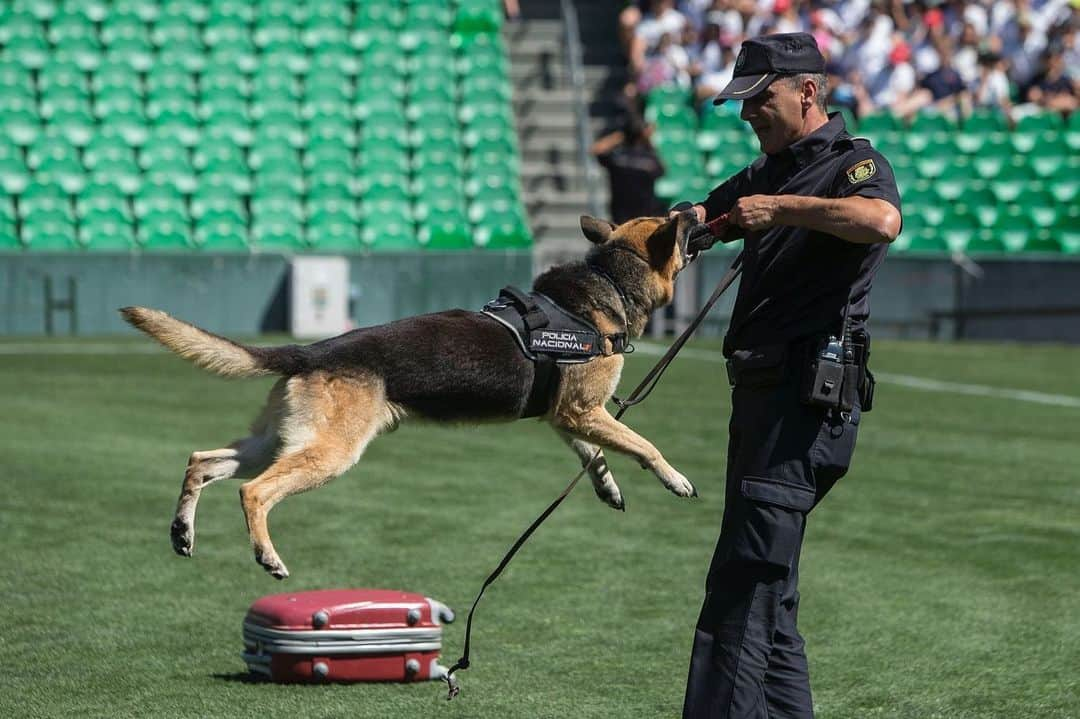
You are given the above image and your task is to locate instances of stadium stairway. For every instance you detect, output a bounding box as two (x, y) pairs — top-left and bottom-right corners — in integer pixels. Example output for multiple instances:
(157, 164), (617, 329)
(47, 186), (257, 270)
(508, 0), (627, 269)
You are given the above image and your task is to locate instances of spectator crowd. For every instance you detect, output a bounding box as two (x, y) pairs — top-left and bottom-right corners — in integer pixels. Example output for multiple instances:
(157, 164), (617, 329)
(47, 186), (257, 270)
(618, 0), (1078, 123)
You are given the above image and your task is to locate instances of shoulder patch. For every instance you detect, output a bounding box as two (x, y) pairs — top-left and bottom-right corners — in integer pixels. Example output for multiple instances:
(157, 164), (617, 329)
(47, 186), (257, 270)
(846, 158), (876, 184)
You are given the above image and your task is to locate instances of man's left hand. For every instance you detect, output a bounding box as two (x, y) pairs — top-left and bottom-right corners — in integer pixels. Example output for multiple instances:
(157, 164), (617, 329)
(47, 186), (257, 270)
(730, 195), (783, 231)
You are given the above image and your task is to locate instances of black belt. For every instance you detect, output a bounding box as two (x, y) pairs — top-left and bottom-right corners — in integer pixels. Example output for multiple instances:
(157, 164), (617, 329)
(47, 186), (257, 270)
(725, 336), (870, 388)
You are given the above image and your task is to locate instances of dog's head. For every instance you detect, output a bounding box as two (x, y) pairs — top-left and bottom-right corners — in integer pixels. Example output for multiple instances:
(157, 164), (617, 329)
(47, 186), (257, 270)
(580, 210), (698, 307)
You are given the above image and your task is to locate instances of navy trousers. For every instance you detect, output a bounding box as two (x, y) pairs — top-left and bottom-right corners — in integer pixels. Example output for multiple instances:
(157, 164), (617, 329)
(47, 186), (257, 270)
(683, 367), (860, 719)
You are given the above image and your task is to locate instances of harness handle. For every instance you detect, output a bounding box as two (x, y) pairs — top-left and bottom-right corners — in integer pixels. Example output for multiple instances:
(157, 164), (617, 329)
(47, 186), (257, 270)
(443, 249), (746, 700)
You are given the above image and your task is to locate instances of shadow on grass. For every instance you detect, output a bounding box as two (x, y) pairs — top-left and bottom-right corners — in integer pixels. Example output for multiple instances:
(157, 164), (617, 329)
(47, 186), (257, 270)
(211, 672), (268, 684)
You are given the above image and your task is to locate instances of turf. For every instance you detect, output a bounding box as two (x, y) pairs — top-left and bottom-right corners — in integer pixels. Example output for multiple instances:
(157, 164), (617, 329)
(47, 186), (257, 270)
(1, 338), (1078, 718)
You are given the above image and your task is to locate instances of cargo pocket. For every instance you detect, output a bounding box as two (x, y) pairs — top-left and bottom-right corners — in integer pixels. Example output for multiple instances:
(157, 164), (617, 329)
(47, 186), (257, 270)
(721, 476), (815, 571)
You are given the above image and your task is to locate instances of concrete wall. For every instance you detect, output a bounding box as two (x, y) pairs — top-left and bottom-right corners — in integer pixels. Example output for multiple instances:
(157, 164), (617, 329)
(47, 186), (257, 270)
(2, 249), (1077, 342)
(0, 251), (532, 336)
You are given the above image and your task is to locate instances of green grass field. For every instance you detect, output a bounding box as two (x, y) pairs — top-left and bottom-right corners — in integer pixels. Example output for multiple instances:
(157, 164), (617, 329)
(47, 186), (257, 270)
(2, 337), (1078, 719)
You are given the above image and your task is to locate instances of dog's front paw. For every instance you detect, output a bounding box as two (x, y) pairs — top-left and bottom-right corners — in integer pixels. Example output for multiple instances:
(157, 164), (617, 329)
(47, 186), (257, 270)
(171, 518), (194, 556)
(661, 468), (697, 498)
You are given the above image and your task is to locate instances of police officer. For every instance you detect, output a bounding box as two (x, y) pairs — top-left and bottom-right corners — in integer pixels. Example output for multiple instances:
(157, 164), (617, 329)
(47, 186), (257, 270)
(674, 33), (902, 718)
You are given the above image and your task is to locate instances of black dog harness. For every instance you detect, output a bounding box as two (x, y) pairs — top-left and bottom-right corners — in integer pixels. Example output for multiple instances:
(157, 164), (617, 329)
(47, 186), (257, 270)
(482, 286), (630, 418)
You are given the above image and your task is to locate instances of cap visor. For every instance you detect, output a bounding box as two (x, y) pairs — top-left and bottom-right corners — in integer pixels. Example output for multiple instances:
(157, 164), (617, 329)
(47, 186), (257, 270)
(712, 73), (777, 105)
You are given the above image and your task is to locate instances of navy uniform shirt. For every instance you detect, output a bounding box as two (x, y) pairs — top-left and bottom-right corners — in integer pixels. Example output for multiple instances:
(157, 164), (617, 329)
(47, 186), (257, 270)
(701, 113), (901, 356)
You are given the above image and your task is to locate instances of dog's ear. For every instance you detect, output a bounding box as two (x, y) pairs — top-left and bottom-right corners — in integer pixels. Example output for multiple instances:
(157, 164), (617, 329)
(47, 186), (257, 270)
(646, 216), (680, 267)
(580, 216), (616, 245)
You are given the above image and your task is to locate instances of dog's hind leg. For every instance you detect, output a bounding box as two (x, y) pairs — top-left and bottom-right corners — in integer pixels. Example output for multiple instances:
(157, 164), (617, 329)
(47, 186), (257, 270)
(555, 407), (696, 498)
(171, 380), (285, 557)
(171, 435), (278, 557)
(556, 430), (625, 511)
(238, 373), (394, 579)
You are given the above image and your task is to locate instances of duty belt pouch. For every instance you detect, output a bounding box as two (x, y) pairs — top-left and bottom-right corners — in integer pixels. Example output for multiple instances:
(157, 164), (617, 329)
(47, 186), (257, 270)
(726, 344), (788, 387)
(800, 336), (845, 409)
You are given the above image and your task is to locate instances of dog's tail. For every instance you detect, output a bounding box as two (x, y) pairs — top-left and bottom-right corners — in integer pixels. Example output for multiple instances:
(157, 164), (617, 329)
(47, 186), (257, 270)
(119, 306), (312, 378)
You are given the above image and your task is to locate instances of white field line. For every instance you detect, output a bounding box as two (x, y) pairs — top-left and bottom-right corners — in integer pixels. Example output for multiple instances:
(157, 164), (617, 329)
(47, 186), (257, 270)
(632, 341), (1080, 409)
(3, 340), (1079, 409)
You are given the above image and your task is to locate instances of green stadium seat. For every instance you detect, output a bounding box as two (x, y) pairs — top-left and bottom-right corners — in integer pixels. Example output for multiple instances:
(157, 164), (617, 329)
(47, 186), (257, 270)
(193, 140), (251, 194)
(63, 0), (108, 24)
(1053, 210), (1080, 254)
(138, 211), (194, 250)
(308, 116), (358, 150)
(2, 12), (49, 69)
(1028, 136), (1070, 179)
(1012, 188), (1059, 229)
(1020, 228), (1064, 254)
(964, 228), (1007, 254)
(307, 209), (360, 252)
(940, 207), (978, 252)
(190, 184), (245, 226)
(84, 131), (141, 193)
(16, 0), (57, 22)
(352, 3), (402, 38)
(855, 111), (900, 138)
(474, 210), (530, 249)
(362, 216), (419, 251)
(40, 95), (95, 147)
(454, 0), (502, 34)
(146, 63), (196, 102)
(199, 96), (253, 147)
(132, 177), (184, 215)
(952, 109), (1007, 154)
(101, 12), (154, 72)
(987, 160), (1031, 204)
(140, 134), (196, 192)
(991, 209), (1034, 253)
(194, 217), (250, 251)
(0, 141), (31, 194)
(1066, 111), (1080, 152)
(92, 58), (141, 99)
(968, 139), (1013, 183)
(79, 208), (136, 250)
(147, 96), (200, 147)
(152, 11), (205, 72)
(23, 215), (80, 251)
(904, 111), (956, 154)
(207, 0), (253, 24)
(251, 210), (306, 251)
(38, 55), (89, 98)
(302, 0), (350, 48)
(3, 95), (41, 146)
(1010, 111), (1064, 153)
(1047, 161), (1079, 204)
(0, 215), (20, 249)
(913, 148), (958, 181)
(76, 180), (132, 224)
(903, 227), (949, 253)
(0, 59), (34, 96)
(27, 132), (84, 194)
(960, 185), (999, 228)
(931, 160), (975, 202)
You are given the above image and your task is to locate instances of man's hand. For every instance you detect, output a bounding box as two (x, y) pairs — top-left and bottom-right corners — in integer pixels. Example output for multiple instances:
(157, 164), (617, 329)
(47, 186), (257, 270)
(729, 195), (782, 231)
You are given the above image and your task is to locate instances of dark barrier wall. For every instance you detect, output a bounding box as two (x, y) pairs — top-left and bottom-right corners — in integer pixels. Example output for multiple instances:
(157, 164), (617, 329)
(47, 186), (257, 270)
(0, 251), (532, 336)
(692, 250), (1080, 343)
(1, 250), (1077, 341)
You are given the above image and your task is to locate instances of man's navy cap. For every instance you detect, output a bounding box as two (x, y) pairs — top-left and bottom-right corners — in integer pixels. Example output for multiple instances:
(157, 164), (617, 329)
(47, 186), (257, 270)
(713, 33), (826, 105)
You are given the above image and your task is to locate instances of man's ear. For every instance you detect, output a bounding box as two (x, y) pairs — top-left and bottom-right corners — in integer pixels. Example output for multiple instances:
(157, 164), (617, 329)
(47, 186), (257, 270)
(580, 215), (616, 245)
(646, 216), (679, 267)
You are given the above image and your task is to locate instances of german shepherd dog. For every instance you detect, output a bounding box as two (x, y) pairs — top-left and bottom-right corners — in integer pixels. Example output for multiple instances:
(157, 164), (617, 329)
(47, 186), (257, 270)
(121, 211), (699, 579)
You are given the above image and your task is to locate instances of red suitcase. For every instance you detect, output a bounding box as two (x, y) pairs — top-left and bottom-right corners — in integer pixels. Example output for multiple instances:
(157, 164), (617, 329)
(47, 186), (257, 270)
(242, 589), (456, 683)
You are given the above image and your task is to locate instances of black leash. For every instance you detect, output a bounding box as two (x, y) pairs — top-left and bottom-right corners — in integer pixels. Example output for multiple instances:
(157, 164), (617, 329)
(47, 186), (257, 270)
(443, 248), (745, 700)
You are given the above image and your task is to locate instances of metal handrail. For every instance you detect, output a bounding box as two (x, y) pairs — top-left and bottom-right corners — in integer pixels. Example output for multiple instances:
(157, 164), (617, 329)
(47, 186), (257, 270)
(559, 0), (602, 217)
